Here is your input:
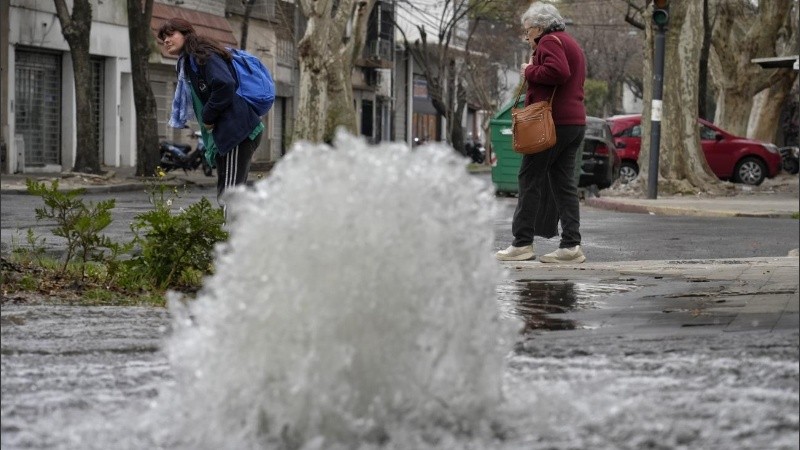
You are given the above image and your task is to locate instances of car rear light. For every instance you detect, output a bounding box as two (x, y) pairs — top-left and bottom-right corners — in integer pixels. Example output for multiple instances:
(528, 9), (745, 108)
(594, 143), (609, 156)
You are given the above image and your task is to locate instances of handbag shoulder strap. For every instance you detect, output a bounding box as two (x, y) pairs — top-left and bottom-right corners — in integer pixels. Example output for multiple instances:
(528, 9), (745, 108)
(517, 35), (564, 105)
(514, 81), (557, 106)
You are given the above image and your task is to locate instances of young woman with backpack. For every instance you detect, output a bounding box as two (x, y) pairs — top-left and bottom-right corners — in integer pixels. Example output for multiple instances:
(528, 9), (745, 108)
(157, 17), (264, 205)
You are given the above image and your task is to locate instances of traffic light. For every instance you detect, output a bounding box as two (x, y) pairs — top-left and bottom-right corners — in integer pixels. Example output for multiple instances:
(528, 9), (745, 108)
(653, 0), (669, 27)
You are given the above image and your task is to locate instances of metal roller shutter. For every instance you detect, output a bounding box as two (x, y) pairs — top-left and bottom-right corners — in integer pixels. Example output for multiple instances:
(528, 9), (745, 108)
(15, 50), (62, 166)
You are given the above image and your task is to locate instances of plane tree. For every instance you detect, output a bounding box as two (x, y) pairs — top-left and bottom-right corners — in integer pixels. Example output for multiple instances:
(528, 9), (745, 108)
(53, 0), (100, 173)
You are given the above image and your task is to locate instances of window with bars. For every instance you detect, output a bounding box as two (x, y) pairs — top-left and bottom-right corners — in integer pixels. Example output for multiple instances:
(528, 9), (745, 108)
(225, 0), (276, 20)
(277, 39), (295, 67)
(150, 80), (169, 139)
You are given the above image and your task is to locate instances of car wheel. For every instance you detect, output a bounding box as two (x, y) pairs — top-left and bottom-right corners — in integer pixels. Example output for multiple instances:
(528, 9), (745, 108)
(734, 157), (767, 186)
(619, 162), (639, 184)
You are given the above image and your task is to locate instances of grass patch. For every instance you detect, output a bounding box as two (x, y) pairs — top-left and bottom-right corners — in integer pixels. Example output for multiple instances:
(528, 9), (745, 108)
(1, 255), (169, 307)
(792, 211), (800, 220)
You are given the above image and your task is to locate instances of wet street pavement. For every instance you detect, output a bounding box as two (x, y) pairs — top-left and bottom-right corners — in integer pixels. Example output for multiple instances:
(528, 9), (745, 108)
(2, 257), (798, 449)
(3, 188), (799, 263)
(2, 172), (798, 448)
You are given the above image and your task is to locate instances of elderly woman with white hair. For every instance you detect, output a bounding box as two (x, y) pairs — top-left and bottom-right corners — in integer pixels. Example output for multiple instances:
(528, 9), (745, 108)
(496, 2), (588, 264)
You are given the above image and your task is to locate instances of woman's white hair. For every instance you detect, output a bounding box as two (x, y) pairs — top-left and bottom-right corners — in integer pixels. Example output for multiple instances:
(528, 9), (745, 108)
(521, 2), (566, 30)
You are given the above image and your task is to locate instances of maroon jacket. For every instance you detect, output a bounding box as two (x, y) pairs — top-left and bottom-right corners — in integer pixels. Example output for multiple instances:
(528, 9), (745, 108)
(523, 31), (586, 126)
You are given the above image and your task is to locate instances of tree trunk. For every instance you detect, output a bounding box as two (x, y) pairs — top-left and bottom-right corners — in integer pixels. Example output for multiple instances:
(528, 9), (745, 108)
(53, 0), (100, 173)
(127, 0), (160, 177)
(324, 0), (374, 141)
(750, 74), (798, 143)
(711, 0), (795, 136)
(698, 0), (712, 120)
(450, 65), (467, 154)
(294, 59), (329, 143)
(659, 0), (722, 194)
(325, 62), (358, 142)
(635, 0), (723, 196)
(634, 5), (655, 191)
(294, 4), (332, 143)
(294, 0), (375, 144)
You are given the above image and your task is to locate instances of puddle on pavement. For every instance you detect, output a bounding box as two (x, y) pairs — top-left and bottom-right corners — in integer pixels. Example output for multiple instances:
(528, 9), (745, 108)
(499, 279), (635, 333)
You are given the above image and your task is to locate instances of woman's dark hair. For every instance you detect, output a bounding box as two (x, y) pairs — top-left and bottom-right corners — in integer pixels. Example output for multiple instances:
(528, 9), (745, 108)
(156, 17), (231, 65)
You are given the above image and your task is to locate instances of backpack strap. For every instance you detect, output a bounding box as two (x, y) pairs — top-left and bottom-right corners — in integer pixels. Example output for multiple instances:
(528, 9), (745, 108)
(224, 48), (243, 89)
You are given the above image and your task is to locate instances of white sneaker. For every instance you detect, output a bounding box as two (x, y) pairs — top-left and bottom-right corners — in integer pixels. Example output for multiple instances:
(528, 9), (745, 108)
(539, 245), (586, 264)
(495, 244), (535, 261)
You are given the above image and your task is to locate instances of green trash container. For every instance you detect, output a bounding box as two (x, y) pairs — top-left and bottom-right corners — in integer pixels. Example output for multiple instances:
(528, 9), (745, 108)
(489, 95), (585, 196)
(489, 95), (524, 196)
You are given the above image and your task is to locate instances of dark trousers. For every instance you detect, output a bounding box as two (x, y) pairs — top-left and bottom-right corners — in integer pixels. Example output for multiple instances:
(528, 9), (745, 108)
(512, 125), (585, 249)
(215, 131), (262, 200)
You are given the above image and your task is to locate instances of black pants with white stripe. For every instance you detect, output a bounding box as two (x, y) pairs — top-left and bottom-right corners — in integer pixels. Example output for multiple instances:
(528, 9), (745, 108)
(215, 131), (262, 203)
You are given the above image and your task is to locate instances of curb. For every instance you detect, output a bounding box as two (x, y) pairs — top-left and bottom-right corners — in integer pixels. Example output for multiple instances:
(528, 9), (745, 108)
(500, 255), (799, 270)
(0, 179), (218, 195)
(1, 183), (143, 195)
(585, 197), (798, 219)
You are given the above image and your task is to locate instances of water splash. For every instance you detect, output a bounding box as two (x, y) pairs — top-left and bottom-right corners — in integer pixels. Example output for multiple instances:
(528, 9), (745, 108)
(151, 132), (515, 449)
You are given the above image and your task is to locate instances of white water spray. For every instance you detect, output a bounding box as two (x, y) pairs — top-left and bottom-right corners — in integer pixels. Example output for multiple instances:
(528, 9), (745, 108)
(152, 132), (515, 449)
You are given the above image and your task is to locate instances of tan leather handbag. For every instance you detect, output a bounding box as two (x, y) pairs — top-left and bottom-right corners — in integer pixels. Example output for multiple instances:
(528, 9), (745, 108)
(512, 35), (562, 154)
(511, 83), (557, 154)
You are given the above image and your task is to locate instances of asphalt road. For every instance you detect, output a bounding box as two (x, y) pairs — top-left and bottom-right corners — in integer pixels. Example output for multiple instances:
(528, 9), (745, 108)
(2, 186), (798, 262)
(494, 196), (800, 261)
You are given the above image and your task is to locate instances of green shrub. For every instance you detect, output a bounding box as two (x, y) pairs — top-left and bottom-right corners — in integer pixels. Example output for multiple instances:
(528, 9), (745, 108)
(129, 181), (228, 289)
(584, 79), (609, 118)
(26, 179), (129, 279)
(13, 175), (227, 301)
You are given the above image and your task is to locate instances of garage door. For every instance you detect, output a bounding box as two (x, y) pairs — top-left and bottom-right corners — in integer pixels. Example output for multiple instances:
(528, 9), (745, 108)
(15, 50), (62, 166)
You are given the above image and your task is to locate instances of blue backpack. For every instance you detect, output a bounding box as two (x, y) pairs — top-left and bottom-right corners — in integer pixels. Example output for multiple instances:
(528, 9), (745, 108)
(226, 48), (275, 117)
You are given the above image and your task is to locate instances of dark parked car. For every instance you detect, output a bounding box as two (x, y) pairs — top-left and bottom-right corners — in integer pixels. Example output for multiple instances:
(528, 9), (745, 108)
(607, 114), (783, 186)
(578, 116), (621, 189)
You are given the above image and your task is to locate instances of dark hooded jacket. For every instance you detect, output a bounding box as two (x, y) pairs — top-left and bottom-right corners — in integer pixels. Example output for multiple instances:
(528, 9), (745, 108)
(179, 52), (261, 155)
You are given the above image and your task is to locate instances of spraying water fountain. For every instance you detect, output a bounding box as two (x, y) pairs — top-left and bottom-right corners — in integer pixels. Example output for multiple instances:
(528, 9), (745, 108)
(148, 132), (517, 449)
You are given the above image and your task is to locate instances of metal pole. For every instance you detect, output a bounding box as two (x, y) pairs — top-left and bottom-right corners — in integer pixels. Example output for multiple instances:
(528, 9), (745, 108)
(648, 25), (666, 199)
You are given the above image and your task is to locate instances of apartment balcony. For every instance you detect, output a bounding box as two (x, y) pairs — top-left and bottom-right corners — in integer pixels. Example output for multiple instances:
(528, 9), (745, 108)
(359, 38), (394, 69)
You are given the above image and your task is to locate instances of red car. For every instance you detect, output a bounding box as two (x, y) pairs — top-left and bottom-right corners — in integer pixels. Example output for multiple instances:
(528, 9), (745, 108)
(607, 114), (783, 186)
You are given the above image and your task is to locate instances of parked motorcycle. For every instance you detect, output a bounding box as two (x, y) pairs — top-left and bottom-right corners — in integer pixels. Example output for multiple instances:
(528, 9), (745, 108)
(464, 137), (486, 164)
(778, 146), (799, 175)
(159, 131), (213, 176)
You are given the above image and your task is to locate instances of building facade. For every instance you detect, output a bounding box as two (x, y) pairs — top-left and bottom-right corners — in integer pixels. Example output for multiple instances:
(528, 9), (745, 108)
(1, 0), (293, 174)
(0, 0), (488, 174)
(3, 0), (135, 173)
